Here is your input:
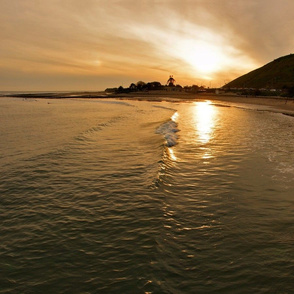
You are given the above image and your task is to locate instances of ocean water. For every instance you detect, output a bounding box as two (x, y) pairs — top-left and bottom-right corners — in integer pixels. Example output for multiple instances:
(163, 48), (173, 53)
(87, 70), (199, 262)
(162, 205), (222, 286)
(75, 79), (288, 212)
(1, 97), (294, 294)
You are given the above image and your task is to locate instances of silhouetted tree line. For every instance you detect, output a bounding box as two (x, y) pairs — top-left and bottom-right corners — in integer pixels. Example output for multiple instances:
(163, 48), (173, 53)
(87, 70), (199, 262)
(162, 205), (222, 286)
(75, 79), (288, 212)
(105, 81), (207, 94)
(114, 81), (164, 93)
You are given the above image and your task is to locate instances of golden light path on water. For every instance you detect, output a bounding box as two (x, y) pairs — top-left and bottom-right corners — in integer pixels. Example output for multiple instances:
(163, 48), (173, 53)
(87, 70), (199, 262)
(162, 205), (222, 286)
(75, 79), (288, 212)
(167, 101), (218, 162)
(193, 100), (217, 160)
(168, 148), (177, 161)
(193, 101), (216, 144)
(168, 112), (179, 161)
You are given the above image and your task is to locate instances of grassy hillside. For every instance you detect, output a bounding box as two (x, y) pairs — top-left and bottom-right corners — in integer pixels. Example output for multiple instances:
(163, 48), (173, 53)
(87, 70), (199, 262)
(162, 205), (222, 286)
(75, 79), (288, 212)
(225, 54), (294, 89)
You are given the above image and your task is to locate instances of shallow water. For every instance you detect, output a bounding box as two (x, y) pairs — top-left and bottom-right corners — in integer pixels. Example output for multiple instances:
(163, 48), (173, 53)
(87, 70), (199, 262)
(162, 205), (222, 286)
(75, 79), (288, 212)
(1, 98), (294, 293)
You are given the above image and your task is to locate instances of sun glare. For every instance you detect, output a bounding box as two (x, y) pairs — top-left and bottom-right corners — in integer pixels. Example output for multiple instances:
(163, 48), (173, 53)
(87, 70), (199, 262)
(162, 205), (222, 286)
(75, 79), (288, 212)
(176, 39), (226, 75)
(171, 111), (179, 122)
(168, 147), (177, 161)
(128, 20), (258, 85)
(193, 101), (216, 144)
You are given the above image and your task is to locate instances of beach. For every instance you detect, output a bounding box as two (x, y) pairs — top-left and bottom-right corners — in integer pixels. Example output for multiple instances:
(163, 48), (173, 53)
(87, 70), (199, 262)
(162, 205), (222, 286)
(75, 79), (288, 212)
(118, 92), (294, 114)
(4, 90), (294, 115)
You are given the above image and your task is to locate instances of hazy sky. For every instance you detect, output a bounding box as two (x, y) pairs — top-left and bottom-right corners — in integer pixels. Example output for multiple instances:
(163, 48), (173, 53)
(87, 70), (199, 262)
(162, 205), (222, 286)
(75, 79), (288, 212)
(1, 0), (294, 91)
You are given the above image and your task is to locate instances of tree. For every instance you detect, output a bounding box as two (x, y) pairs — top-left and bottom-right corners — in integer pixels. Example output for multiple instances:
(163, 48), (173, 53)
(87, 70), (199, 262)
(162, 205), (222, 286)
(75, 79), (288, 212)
(136, 81), (146, 90)
(117, 86), (124, 93)
(129, 83), (137, 91)
(146, 81), (162, 90)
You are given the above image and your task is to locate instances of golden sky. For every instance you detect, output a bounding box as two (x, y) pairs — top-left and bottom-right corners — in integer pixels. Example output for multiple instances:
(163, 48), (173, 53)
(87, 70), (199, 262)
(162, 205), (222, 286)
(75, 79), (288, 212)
(1, 0), (294, 91)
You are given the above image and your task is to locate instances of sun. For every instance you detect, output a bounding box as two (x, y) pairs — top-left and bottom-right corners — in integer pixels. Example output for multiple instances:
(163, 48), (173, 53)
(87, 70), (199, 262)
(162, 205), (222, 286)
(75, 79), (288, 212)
(176, 39), (225, 75)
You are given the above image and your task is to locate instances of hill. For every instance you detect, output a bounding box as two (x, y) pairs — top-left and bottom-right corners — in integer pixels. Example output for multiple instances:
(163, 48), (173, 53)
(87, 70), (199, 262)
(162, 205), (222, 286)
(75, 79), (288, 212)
(224, 54), (294, 89)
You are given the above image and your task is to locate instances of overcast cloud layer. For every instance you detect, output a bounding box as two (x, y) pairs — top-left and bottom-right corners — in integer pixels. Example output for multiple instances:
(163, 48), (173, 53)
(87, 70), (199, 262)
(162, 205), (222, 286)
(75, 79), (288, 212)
(1, 0), (294, 90)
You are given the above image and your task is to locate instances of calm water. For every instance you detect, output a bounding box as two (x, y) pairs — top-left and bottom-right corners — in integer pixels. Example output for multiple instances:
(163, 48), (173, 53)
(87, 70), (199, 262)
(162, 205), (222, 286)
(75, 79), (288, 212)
(1, 97), (294, 293)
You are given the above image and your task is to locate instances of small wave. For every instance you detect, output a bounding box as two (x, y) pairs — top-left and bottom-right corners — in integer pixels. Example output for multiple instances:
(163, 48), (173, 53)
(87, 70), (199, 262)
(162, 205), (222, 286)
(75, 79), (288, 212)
(75, 116), (123, 142)
(152, 105), (177, 111)
(156, 120), (179, 147)
(76, 99), (134, 107)
(96, 100), (134, 107)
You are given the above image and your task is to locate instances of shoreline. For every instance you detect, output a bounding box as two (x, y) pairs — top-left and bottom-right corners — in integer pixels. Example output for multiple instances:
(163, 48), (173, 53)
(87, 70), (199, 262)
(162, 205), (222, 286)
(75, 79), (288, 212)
(3, 91), (294, 116)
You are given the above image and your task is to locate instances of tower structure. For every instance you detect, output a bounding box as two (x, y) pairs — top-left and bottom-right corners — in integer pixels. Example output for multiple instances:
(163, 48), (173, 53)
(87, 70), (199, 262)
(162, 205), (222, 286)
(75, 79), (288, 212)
(166, 75), (176, 87)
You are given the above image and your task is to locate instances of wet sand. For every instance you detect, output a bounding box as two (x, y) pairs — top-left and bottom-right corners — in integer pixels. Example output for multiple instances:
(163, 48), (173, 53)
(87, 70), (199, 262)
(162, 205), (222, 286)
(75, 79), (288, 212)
(201, 94), (294, 115)
(116, 92), (294, 115)
(4, 90), (294, 115)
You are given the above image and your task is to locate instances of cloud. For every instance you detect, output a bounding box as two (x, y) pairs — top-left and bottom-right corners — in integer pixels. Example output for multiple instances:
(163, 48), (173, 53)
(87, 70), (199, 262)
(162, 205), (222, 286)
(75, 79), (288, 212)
(191, 0), (294, 62)
(1, 0), (294, 90)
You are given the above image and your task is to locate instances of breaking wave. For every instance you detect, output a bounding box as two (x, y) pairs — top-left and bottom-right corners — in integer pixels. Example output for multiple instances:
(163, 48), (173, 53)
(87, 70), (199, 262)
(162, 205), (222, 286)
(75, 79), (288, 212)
(156, 118), (179, 147)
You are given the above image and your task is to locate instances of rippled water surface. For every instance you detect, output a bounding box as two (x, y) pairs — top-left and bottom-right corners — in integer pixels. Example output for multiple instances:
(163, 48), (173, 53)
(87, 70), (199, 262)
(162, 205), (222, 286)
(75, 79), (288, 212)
(1, 97), (294, 293)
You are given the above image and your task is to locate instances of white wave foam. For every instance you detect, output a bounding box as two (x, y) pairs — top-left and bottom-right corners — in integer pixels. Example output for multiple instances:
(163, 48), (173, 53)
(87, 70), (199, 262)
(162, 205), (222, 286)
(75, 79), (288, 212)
(156, 120), (179, 147)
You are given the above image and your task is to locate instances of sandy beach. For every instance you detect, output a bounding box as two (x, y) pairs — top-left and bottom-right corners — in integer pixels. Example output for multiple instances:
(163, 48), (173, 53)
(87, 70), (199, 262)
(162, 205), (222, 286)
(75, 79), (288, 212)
(119, 92), (294, 112)
(199, 94), (294, 114)
(4, 90), (294, 115)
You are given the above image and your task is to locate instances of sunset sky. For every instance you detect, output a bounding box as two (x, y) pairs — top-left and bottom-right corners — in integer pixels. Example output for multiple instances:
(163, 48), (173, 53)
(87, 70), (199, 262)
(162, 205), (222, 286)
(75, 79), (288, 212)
(1, 0), (294, 91)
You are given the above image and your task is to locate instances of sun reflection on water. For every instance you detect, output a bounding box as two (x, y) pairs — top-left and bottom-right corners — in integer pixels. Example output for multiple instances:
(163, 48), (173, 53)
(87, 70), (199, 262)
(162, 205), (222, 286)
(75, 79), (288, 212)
(193, 100), (216, 144)
(168, 147), (177, 161)
(167, 111), (178, 161)
(171, 111), (178, 122)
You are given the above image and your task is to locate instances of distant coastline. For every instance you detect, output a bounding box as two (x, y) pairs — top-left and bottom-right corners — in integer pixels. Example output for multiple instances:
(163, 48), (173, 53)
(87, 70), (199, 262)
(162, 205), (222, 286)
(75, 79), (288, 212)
(2, 90), (294, 117)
